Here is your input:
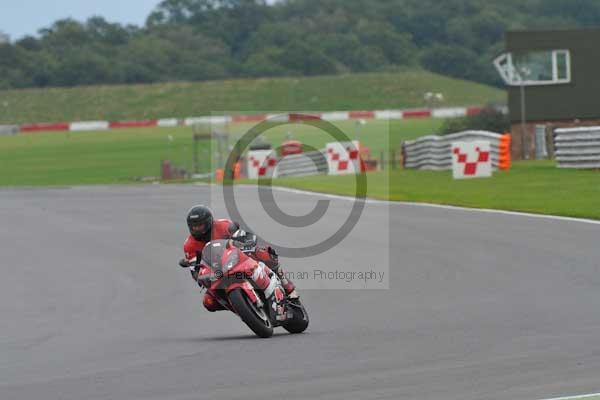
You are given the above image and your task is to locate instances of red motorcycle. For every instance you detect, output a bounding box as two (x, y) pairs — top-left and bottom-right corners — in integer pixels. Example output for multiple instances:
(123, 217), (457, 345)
(197, 238), (309, 338)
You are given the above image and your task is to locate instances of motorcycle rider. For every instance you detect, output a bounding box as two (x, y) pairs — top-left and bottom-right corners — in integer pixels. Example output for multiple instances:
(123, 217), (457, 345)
(179, 205), (298, 312)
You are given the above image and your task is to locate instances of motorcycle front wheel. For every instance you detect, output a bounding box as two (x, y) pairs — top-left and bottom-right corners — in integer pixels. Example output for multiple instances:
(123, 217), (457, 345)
(229, 288), (274, 338)
(283, 300), (309, 334)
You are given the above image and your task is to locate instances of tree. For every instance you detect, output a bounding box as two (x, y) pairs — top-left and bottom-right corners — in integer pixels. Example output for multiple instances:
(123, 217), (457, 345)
(1, 0), (599, 89)
(242, 46), (292, 77)
(540, 0), (600, 27)
(440, 107), (510, 135)
(0, 30), (9, 44)
(420, 44), (481, 81)
(279, 40), (338, 76)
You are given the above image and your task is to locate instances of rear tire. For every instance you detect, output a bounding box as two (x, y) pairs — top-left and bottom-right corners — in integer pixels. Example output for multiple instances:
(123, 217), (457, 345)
(283, 300), (309, 334)
(229, 289), (273, 338)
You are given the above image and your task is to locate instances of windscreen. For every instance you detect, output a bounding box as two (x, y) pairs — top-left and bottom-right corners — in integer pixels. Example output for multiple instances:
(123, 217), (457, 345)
(201, 240), (229, 271)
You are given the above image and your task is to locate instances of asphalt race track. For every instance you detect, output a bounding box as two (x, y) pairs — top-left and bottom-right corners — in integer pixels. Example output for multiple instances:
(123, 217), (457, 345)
(2, 184), (600, 400)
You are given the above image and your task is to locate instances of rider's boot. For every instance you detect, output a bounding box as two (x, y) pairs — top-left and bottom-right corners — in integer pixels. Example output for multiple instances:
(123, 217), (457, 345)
(254, 246), (298, 298)
(272, 264), (298, 299)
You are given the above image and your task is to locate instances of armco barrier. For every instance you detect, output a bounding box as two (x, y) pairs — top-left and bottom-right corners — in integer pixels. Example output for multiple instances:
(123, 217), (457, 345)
(275, 151), (328, 178)
(554, 126), (600, 169)
(403, 131), (511, 171)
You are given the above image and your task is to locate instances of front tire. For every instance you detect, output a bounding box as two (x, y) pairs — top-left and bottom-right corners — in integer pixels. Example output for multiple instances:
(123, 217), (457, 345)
(229, 289), (273, 338)
(283, 300), (309, 334)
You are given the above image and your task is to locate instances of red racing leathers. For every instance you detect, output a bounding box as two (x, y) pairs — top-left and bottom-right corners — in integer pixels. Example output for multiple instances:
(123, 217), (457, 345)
(183, 219), (295, 311)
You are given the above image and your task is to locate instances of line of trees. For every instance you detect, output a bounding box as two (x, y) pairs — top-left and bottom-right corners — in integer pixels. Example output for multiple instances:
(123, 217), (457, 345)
(1, 0), (599, 90)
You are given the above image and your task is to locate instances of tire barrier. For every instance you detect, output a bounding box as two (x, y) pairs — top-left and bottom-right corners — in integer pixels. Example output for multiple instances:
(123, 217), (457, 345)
(554, 126), (600, 169)
(403, 131), (511, 171)
(275, 151), (329, 178)
(245, 143), (362, 179)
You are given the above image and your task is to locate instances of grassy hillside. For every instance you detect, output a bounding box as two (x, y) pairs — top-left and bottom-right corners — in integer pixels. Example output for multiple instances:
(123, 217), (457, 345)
(0, 70), (505, 124)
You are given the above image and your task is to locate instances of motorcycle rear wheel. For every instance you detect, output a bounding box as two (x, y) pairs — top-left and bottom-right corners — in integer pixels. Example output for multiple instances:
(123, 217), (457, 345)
(229, 289), (274, 338)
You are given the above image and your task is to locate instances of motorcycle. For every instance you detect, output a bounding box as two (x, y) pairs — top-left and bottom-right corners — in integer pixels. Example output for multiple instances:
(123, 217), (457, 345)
(195, 237), (309, 338)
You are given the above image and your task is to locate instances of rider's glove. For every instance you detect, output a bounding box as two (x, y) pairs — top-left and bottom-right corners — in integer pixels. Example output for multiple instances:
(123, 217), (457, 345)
(179, 258), (190, 268)
(267, 246), (278, 257)
(231, 228), (246, 240)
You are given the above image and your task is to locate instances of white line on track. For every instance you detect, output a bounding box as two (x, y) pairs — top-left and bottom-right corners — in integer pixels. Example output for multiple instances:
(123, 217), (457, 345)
(228, 184), (600, 227)
(539, 393), (600, 400)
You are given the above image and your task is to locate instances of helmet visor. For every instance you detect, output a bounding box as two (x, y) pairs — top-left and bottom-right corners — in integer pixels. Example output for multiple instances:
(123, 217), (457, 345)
(190, 222), (209, 235)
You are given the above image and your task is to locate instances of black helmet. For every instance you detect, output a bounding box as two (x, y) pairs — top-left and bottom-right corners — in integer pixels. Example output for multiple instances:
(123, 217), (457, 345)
(186, 205), (213, 241)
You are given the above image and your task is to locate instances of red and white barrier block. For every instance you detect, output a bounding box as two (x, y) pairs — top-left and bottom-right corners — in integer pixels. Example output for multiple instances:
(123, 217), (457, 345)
(14, 106), (494, 134)
(325, 140), (363, 175)
(70, 121), (110, 132)
(451, 141), (492, 179)
(247, 149), (278, 179)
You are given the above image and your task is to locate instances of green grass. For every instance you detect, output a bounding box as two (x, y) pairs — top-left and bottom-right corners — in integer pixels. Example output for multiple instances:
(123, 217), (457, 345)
(233, 118), (441, 154)
(0, 70), (504, 124)
(0, 127), (206, 186)
(266, 161), (600, 220)
(0, 119), (437, 186)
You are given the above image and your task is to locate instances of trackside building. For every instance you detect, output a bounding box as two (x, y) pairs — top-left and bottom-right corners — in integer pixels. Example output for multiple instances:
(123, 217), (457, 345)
(495, 28), (600, 159)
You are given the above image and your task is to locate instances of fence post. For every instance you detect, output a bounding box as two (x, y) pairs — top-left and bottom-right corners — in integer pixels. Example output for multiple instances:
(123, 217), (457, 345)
(161, 160), (172, 180)
(400, 141), (406, 169)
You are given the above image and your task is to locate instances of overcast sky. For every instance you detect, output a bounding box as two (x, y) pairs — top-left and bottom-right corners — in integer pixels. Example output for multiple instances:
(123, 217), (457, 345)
(0, 0), (163, 40)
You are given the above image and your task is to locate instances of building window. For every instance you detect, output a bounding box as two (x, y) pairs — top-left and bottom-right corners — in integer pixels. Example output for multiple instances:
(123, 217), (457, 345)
(494, 49), (571, 86)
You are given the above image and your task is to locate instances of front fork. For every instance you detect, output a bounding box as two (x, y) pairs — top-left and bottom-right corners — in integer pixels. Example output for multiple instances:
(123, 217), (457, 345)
(223, 275), (288, 323)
